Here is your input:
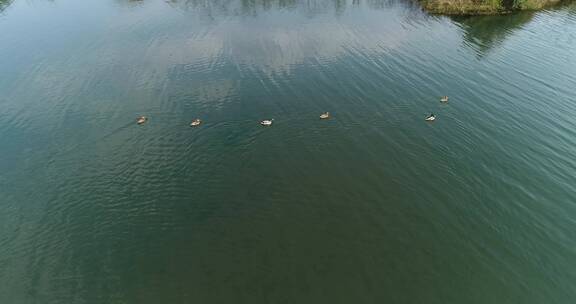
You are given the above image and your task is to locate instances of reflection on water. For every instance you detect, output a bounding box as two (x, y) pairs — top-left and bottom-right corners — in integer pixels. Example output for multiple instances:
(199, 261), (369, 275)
(165, 0), (422, 15)
(115, 0), (145, 8)
(127, 0), (556, 58)
(452, 12), (535, 54)
(0, 0), (13, 13)
(453, 2), (576, 55)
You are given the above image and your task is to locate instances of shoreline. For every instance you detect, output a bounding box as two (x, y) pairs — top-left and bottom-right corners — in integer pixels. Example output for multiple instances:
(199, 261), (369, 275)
(420, 0), (565, 15)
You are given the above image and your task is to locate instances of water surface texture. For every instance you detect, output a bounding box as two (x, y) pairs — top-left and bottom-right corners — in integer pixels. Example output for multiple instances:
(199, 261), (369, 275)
(1, 0), (576, 303)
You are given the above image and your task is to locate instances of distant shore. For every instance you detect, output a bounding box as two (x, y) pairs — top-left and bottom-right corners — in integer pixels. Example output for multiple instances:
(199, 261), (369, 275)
(420, 0), (563, 15)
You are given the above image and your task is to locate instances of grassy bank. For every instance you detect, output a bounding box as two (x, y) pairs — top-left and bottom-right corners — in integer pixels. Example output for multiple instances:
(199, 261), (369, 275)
(420, 0), (563, 15)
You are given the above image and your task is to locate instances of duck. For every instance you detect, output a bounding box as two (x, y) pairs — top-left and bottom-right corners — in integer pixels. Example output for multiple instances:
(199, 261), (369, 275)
(260, 119), (274, 126)
(440, 96), (449, 103)
(425, 113), (436, 121)
(137, 116), (148, 125)
(190, 118), (202, 127)
(320, 112), (330, 119)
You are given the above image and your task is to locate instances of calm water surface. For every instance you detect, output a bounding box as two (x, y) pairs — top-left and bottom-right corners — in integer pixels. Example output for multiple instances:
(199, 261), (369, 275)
(1, 0), (576, 303)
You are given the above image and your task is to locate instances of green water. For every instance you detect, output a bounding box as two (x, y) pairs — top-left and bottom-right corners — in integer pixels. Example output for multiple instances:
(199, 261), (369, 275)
(1, 0), (576, 303)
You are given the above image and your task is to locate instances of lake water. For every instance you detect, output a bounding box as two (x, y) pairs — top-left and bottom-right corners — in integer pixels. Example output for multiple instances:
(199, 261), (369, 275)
(1, 0), (576, 303)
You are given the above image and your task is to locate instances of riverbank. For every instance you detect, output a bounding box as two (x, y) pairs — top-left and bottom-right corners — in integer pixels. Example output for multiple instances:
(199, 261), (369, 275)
(420, 0), (562, 15)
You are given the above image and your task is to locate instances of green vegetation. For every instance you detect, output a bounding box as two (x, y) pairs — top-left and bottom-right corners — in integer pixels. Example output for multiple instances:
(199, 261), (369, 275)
(420, 0), (563, 14)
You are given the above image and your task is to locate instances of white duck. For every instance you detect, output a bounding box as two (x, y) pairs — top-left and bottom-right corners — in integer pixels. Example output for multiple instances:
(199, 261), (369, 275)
(137, 116), (148, 125)
(440, 96), (449, 103)
(320, 112), (330, 119)
(260, 119), (274, 126)
(425, 114), (436, 121)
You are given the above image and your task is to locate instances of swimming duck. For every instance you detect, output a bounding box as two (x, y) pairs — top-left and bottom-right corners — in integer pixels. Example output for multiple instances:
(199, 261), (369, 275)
(190, 118), (202, 127)
(260, 119), (274, 126)
(440, 96), (449, 103)
(320, 112), (330, 119)
(425, 114), (436, 121)
(137, 116), (148, 125)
